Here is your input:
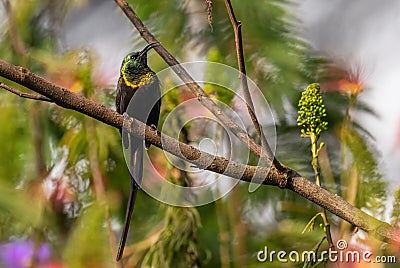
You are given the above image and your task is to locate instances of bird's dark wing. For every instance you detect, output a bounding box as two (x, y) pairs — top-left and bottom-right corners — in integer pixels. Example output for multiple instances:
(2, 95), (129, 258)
(145, 76), (161, 127)
(144, 77), (161, 149)
(120, 76), (161, 149)
(116, 77), (137, 149)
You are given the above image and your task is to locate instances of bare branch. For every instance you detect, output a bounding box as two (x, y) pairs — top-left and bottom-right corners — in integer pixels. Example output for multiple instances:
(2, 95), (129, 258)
(0, 82), (53, 102)
(0, 55), (398, 246)
(223, 0), (280, 168)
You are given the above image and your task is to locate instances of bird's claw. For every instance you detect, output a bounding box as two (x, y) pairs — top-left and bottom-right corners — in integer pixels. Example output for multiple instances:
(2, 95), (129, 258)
(150, 124), (158, 131)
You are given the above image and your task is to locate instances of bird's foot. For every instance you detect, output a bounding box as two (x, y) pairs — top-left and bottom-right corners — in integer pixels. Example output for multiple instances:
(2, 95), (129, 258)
(150, 124), (158, 131)
(145, 124), (158, 149)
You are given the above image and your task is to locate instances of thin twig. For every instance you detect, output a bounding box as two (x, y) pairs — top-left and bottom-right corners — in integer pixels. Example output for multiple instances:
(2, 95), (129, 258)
(0, 82), (53, 102)
(113, 0), (282, 174)
(223, 0), (280, 168)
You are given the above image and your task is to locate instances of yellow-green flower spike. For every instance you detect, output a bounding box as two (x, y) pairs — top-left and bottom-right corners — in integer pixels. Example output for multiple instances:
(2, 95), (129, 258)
(297, 83), (328, 138)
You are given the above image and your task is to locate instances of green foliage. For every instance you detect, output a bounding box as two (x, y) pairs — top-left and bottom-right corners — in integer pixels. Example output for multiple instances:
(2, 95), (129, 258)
(204, 47), (236, 105)
(63, 203), (113, 267)
(143, 206), (201, 268)
(0, 182), (43, 238)
(342, 126), (387, 216)
(390, 188), (400, 226)
(126, 0), (189, 58)
(0, 94), (34, 182)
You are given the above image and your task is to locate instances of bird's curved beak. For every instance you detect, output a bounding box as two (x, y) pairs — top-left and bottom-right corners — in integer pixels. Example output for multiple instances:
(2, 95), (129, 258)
(139, 42), (160, 57)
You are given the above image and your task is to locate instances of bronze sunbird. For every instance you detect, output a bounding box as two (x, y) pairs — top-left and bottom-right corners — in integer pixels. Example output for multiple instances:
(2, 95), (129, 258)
(115, 42), (161, 261)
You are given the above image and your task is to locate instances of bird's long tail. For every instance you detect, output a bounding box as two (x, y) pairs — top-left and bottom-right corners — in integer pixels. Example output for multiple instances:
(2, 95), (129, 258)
(116, 175), (138, 261)
(116, 134), (143, 261)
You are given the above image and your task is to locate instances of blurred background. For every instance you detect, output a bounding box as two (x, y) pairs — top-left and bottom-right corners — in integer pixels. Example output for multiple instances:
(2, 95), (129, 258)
(0, 0), (399, 267)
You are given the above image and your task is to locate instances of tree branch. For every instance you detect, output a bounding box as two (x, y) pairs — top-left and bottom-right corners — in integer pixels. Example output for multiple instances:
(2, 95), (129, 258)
(0, 59), (398, 244)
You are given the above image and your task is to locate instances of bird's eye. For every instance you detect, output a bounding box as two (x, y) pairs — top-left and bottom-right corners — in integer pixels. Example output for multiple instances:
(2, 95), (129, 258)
(130, 55), (135, 60)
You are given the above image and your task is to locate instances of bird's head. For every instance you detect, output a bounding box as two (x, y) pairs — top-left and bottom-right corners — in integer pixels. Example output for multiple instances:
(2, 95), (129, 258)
(120, 42), (159, 86)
